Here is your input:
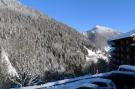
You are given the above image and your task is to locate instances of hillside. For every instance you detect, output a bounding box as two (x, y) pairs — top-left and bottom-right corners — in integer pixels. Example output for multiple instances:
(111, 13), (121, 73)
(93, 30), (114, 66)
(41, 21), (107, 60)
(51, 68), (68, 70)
(0, 0), (96, 88)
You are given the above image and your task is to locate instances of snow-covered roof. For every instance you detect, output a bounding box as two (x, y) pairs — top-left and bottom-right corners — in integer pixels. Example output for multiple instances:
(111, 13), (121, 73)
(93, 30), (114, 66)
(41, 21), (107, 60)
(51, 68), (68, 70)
(110, 29), (135, 41)
(118, 65), (135, 71)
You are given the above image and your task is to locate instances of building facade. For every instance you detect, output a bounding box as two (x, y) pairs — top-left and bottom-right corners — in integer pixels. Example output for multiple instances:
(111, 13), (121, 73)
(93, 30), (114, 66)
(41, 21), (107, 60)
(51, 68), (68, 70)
(108, 35), (135, 69)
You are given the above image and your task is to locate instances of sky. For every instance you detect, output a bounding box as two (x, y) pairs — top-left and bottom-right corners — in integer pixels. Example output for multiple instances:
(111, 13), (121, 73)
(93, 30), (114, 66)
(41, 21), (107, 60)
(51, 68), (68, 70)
(20, 0), (135, 32)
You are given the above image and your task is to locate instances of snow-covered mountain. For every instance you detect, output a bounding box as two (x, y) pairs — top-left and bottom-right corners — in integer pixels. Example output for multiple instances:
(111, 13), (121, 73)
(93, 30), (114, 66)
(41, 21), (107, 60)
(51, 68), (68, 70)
(82, 25), (122, 71)
(82, 25), (122, 49)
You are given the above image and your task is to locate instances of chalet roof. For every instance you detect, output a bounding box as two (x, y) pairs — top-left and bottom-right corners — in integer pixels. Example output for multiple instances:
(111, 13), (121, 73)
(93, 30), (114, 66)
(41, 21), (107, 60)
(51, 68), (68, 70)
(110, 29), (135, 41)
(118, 65), (135, 71)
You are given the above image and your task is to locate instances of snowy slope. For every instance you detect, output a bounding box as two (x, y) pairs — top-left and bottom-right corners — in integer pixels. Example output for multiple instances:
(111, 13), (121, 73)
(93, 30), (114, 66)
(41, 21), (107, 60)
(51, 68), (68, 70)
(0, 0), (96, 88)
(84, 46), (108, 63)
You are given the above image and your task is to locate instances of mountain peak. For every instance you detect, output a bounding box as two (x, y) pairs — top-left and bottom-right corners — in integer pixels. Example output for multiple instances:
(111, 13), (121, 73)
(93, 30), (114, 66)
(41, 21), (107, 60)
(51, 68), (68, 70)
(82, 25), (122, 49)
(95, 25), (113, 30)
(89, 25), (115, 34)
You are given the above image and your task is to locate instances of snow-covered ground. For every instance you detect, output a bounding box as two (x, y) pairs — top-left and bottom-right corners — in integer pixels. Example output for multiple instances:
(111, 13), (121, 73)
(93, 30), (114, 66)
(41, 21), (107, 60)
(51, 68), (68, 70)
(11, 65), (135, 89)
(1, 49), (18, 77)
(11, 73), (105, 89)
(84, 46), (108, 63)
